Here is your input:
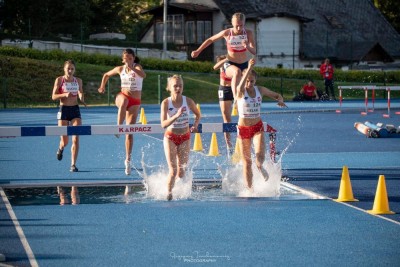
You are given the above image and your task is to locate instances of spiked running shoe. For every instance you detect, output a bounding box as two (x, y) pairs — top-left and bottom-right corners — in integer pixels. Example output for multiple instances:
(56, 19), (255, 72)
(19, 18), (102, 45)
(57, 148), (63, 161)
(70, 165), (79, 172)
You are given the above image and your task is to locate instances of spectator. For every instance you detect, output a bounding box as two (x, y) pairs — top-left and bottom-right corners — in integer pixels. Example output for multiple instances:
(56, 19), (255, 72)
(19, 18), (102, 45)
(319, 58), (335, 100)
(295, 79), (319, 101)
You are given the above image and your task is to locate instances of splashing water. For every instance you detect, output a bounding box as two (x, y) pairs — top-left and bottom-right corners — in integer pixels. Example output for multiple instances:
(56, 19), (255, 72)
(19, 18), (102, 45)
(220, 157), (282, 198)
(277, 114), (303, 160)
(140, 144), (194, 201)
(130, 116), (305, 202)
(144, 169), (193, 201)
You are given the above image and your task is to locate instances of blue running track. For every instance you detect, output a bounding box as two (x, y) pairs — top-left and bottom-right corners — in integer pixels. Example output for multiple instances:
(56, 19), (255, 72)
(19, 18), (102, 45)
(0, 100), (399, 266)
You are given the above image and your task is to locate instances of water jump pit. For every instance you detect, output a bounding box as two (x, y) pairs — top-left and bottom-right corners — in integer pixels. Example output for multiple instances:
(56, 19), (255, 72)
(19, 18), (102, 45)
(3, 163), (325, 206)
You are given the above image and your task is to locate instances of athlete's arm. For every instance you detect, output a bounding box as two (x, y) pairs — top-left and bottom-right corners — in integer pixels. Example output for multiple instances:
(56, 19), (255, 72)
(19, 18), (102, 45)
(98, 66), (121, 94)
(77, 78), (87, 106)
(51, 77), (69, 100)
(132, 64), (146, 79)
(259, 86), (287, 107)
(191, 30), (227, 58)
(187, 97), (201, 133)
(245, 30), (256, 55)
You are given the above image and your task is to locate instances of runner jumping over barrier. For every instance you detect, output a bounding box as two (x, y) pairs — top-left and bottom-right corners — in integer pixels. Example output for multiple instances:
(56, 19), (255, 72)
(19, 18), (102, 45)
(235, 58), (286, 190)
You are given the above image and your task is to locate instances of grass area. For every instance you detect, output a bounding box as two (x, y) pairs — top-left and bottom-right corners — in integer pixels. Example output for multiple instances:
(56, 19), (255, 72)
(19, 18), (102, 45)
(0, 55), (397, 108)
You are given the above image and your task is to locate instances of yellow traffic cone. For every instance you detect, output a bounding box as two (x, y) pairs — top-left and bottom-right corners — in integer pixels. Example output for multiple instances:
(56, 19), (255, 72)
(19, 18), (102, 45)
(334, 166), (358, 202)
(196, 103), (201, 115)
(192, 133), (203, 152)
(367, 175), (395, 215)
(231, 138), (241, 164)
(231, 103), (238, 116)
(139, 107), (144, 123)
(207, 133), (220, 156)
(141, 109), (147, 125)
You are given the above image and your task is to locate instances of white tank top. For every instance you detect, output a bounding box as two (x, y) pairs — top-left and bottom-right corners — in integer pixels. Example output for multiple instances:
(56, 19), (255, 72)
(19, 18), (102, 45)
(237, 86), (262, 118)
(167, 96), (190, 129)
(227, 29), (248, 53)
(120, 65), (143, 91)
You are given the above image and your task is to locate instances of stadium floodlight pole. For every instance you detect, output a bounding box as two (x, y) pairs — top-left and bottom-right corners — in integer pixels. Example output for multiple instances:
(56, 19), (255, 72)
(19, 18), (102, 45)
(162, 0), (168, 60)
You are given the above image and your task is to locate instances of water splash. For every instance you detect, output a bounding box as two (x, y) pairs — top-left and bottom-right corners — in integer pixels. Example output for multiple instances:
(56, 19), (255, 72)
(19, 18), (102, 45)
(277, 114), (302, 160)
(140, 144), (194, 201)
(219, 158), (282, 198)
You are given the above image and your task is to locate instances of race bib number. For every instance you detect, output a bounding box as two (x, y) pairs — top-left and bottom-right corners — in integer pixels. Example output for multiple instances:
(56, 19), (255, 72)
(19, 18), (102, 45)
(65, 82), (79, 93)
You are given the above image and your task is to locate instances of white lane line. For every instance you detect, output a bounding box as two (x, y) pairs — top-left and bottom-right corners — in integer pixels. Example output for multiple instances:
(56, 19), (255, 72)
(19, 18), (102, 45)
(282, 182), (400, 225)
(0, 187), (39, 267)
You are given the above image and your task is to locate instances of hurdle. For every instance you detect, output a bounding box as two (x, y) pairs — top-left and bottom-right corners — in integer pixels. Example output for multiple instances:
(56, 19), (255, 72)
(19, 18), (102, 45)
(378, 86), (400, 118)
(336, 85), (376, 114)
(337, 85), (400, 116)
(0, 122), (279, 162)
(0, 123), (276, 137)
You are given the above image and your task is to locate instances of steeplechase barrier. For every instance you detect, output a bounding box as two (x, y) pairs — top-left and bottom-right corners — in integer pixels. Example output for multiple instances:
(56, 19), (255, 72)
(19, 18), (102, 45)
(0, 123), (276, 137)
(336, 85), (400, 117)
(0, 122), (279, 162)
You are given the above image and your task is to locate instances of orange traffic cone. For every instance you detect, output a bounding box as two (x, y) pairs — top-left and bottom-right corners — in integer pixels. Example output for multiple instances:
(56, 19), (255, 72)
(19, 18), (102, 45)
(192, 133), (203, 152)
(231, 138), (241, 164)
(207, 133), (220, 156)
(367, 175), (395, 215)
(334, 166), (358, 202)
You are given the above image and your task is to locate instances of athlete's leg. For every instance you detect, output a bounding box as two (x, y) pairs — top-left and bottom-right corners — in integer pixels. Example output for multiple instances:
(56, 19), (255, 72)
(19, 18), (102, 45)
(225, 65), (242, 100)
(164, 137), (178, 200)
(70, 118), (82, 167)
(219, 100), (233, 149)
(115, 94), (128, 125)
(124, 105), (140, 162)
(253, 132), (268, 180)
(239, 137), (253, 189)
(57, 119), (69, 161)
(176, 139), (190, 179)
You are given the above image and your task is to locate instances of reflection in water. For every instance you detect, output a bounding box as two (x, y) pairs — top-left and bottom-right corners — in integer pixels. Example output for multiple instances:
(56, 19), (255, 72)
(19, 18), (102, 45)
(57, 186), (80, 205)
(4, 182), (309, 206)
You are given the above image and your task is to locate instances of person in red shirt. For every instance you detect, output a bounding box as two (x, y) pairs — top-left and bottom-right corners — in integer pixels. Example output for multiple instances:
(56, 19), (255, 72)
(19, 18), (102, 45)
(299, 79), (319, 101)
(319, 58), (335, 100)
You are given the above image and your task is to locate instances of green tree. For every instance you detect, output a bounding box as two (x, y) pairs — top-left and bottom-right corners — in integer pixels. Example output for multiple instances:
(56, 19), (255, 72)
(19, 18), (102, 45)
(119, 0), (160, 41)
(89, 0), (124, 33)
(0, 0), (92, 38)
(374, 0), (400, 33)
(0, 0), (160, 40)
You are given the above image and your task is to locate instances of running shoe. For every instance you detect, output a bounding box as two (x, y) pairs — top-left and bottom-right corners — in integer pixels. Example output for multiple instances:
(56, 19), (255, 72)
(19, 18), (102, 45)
(57, 148), (63, 161)
(124, 160), (131, 175)
(167, 192), (173, 201)
(70, 165), (79, 172)
(229, 147), (235, 158)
